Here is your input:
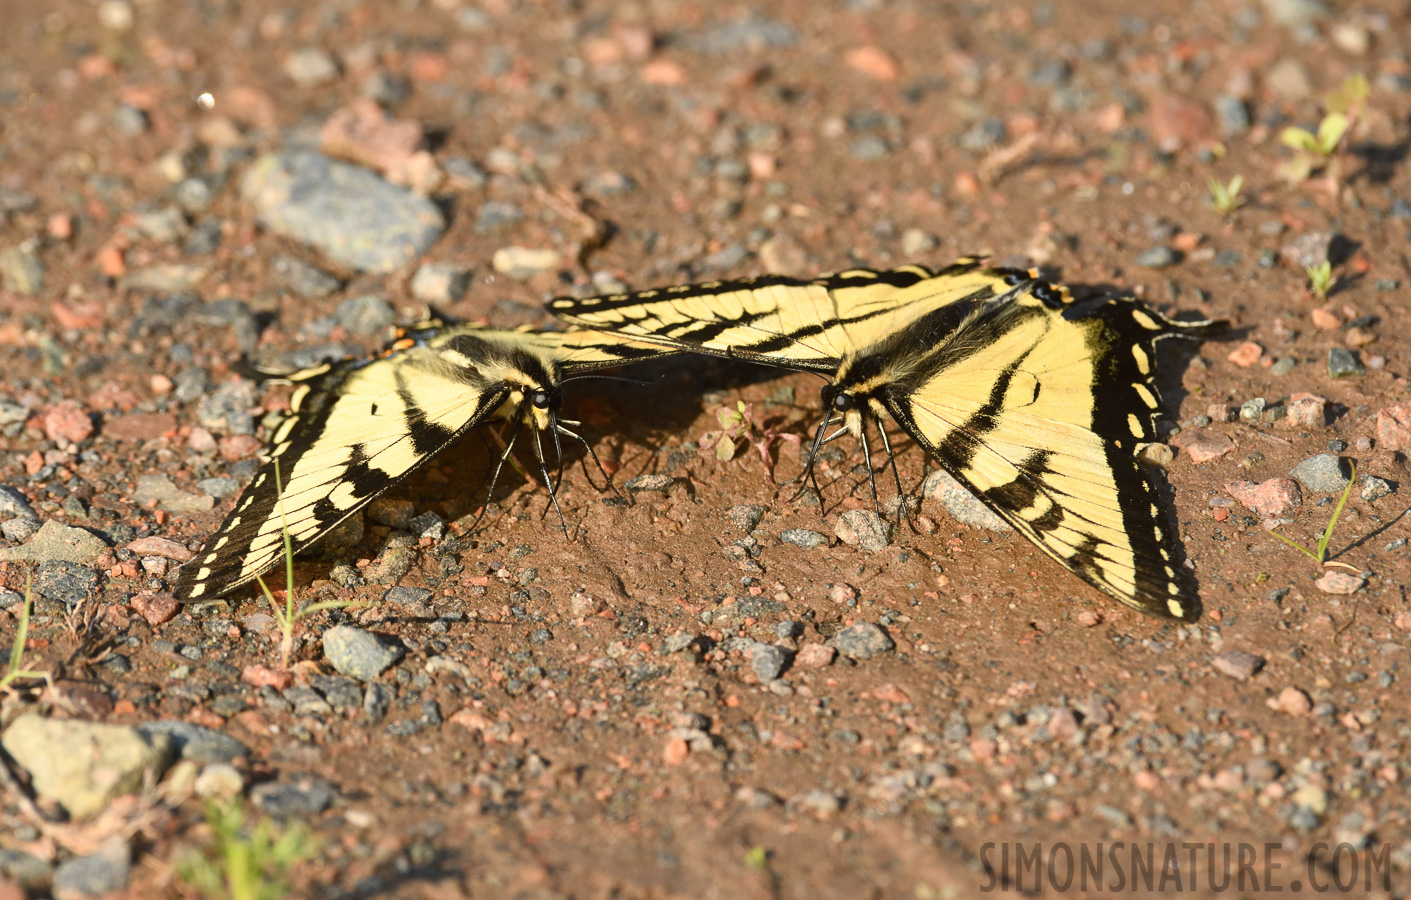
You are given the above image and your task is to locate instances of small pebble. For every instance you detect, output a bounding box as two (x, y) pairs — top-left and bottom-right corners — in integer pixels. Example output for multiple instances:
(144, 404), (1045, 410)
(1315, 570), (1364, 594)
(830, 622), (895, 660)
(410, 262), (472, 303)
(1136, 246), (1178, 269)
(833, 509), (888, 551)
(1288, 454), (1350, 492)
(749, 643), (788, 682)
(1274, 686), (1312, 716)
(1212, 650), (1265, 680)
(779, 528), (828, 548)
(322, 626), (404, 681)
(726, 504), (767, 532)
(624, 474), (673, 493)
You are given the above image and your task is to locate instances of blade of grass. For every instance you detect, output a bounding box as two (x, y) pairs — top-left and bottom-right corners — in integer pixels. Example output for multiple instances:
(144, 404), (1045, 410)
(1316, 461), (1356, 562)
(1267, 529), (1322, 563)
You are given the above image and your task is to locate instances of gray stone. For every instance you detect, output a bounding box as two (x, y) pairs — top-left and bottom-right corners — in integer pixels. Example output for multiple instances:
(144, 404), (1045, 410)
(0, 846), (52, 891)
(196, 477), (240, 498)
(196, 379), (258, 433)
(726, 504), (767, 533)
(901, 228), (939, 256)
(363, 682), (393, 723)
(923, 469), (1010, 531)
(410, 262), (473, 303)
(29, 560), (99, 608)
(1136, 246), (1179, 268)
(271, 255), (341, 298)
(474, 200), (524, 233)
(323, 625), (404, 681)
(132, 206), (187, 243)
(831, 622), (895, 660)
(52, 838), (130, 899)
(833, 509), (889, 551)
(779, 528), (828, 549)
(130, 474), (215, 513)
(334, 295), (395, 335)
(492, 246), (559, 279)
(0, 490), (38, 524)
(1029, 59), (1071, 87)
(1215, 95), (1250, 134)
(1288, 454), (1351, 492)
(1261, 0), (1329, 27)
(242, 151), (445, 274)
(624, 474), (674, 493)
(684, 19), (797, 55)
(136, 721), (250, 764)
(0, 520), (109, 565)
(310, 674), (363, 711)
(443, 157), (488, 189)
(848, 136), (890, 160)
(749, 643), (788, 682)
(0, 517), (38, 541)
(383, 586), (432, 606)
(1212, 650), (1266, 680)
(1, 244), (46, 294)
(1, 715), (173, 819)
(1328, 347), (1364, 378)
(251, 776), (335, 818)
(957, 118), (1005, 152)
(1361, 475), (1393, 502)
(284, 47), (339, 86)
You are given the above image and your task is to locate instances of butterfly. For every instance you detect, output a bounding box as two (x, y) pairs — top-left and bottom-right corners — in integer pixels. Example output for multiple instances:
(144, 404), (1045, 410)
(548, 260), (1208, 619)
(174, 323), (672, 601)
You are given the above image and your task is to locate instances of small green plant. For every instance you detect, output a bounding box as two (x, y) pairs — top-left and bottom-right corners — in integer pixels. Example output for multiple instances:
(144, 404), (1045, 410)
(1278, 74), (1369, 186)
(177, 798), (317, 900)
(0, 575), (53, 695)
(1305, 260), (1336, 298)
(1206, 174), (1245, 213)
(700, 401), (802, 472)
(1268, 461), (1356, 565)
(255, 460), (364, 669)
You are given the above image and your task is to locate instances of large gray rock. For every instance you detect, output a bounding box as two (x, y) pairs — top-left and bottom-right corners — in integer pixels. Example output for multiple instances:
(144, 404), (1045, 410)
(1, 715), (174, 819)
(323, 626), (404, 681)
(922, 469), (1010, 531)
(0, 520), (107, 564)
(242, 151), (445, 274)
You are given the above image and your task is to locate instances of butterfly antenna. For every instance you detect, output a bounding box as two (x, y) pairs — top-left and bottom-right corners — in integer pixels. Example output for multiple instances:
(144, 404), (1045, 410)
(466, 424), (522, 534)
(532, 424), (573, 539)
(874, 423), (916, 532)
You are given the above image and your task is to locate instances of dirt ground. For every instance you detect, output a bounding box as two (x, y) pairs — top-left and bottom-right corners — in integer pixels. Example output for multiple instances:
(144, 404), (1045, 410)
(1, 0), (1410, 897)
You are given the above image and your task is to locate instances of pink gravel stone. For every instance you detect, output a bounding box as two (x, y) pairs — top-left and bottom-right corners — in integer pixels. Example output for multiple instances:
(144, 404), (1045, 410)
(1224, 478), (1301, 518)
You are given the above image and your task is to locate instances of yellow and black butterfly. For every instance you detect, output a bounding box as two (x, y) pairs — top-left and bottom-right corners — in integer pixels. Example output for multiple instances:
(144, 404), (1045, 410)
(174, 323), (673, 602)
(548, 259), (1207, 620)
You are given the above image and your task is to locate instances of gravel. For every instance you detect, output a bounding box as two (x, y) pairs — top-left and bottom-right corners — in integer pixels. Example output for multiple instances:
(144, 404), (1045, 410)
(271, 254), (341, 298)
(323, 626), (405, 681)
(830, 622), (895, 660)
(1360, 475), (1392, 501)
(333, 295), (396, 335)
(624, 474), (674, 493)
(922, 469), (1009, 531)
(1, 715), (173, 819)
(411, 262), (473, 303)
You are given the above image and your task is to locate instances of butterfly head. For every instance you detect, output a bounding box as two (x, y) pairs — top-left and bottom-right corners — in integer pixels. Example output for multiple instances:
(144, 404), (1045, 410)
(514, 382), (565, 431)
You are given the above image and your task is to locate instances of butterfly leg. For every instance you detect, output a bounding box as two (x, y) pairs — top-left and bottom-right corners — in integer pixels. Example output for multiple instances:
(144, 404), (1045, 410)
(874, 422), (916, 532)
(856, 415), (886, 523)
(556, 421), (627, 504)
(531, 423), (573, 539)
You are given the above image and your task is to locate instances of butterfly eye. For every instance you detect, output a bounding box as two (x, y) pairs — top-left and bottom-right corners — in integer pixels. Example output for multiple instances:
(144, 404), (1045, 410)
(531, 391), (552, 409)
(833, 393), (855, 412)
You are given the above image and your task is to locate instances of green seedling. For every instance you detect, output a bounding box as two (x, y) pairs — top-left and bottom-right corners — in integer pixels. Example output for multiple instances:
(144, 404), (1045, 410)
(177, 798), (317, 900)
(701, 401), (803, 472)
(1206, 174), (1245, 213)
(0, 575), (53, 695)
(1278, 74), (1369, 187)
(1268, 461), (1356, 566)
(1305, 260), (1336, 298)
(254, 460), (364, 669)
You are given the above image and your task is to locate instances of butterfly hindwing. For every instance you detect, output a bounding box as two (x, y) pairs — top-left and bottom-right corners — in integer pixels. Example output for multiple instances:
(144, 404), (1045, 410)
(882, 290), (1200, 618)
